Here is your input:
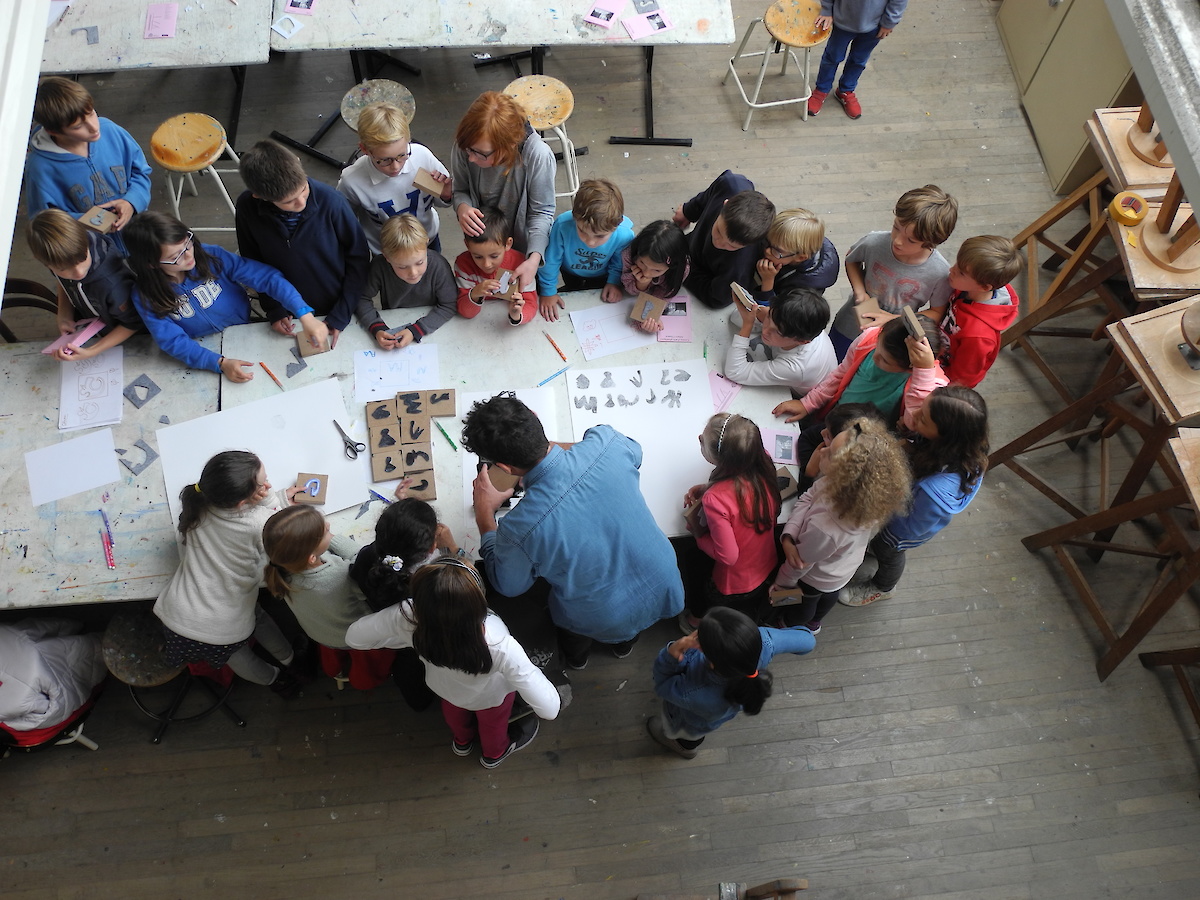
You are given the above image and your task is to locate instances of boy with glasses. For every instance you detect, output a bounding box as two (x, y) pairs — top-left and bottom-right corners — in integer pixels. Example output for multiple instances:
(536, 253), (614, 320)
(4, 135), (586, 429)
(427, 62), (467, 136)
(337, 102), (452, 255)
(235, 140), (369, 347)
(752, 208), (840, 304)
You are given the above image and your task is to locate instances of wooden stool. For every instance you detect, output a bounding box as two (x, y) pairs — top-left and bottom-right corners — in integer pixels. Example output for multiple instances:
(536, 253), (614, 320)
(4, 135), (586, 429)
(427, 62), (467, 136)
(150, 113), (241, 234)
(504, 75), (579, 200)
(339, 78), (416, 132)
(722, 0), (828, 132)
(102, 610), (246, 744)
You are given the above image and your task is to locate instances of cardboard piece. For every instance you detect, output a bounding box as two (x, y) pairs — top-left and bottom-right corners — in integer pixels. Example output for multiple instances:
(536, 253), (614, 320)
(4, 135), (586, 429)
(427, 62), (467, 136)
(371, 450), (404, 482)
(683, 497), (706, 533)
(81, 206), (118, 233)
(296, 333), (332, 358)
(402, 442), (434, 471)
(366, 398), (397, 423)
(404, 468), (436, 500)
(484, 463), (520, 492)
(368, 422), (401, 454)
(402, 414), (431, 444)
(730, 282), (757, 313)
(901, 306), (925, 340)
(294, 473), (328, 505)
(412, 167), (443, 196)
(853, 295), (885, 330)
(630, 292), (667, 323)
(768, 586), (807, 607)
(494, 270), (521, 302)
(424, 389), (456, 417)
(394, 390), (426, 417)
(776, 466), (798, 501)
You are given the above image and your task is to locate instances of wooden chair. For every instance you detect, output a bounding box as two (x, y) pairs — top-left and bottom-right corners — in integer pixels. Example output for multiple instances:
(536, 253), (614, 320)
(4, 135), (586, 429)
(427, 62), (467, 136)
(1140, 646), (1200, 729)
(504, 75), (580, 200)
(150, 113), (241, 234)
(723, 0), (828, 131)
(1, 278), (59, 343)
(637, 877), (808, 900)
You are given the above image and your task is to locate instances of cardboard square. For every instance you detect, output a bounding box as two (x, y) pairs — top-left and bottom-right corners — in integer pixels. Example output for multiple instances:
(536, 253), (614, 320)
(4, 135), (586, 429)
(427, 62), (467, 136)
(483, 463), (519, 492)
(366, 398), (398, 425)
(853, 295), (884, 330)
(630, 292), (667, 322)
(369, 421), (402, 454)
(684, 497), (706, 532)
(294, 472), (328, 505)
(296, 333), (332, 358)
(412, 167), (443, 196)
(730, 282), (757, 313)
(776, 466), (798, 501)
(401, 442), (433, 471)
(404, 468), (437, 500)
(901, 306), (925, 340)
(494, 270), (521, 301)
(768, 586), (807, 607)
(424, 389), (457, 417)
(402, 413), (432, 444)
(371, 450), (404, 482)
(394, 390), (426, 417)
(81, 206), (118, 233)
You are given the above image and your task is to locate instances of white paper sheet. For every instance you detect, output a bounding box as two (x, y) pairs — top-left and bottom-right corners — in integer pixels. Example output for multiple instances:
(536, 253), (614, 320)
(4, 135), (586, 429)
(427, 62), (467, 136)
(58, 346), (124, 431)
(567, 358), (713, 536)
(353, 343), (441, 402)
(157, 378), (370, 526)
(25, 428), (119, 507)
(568, 299), (657, 361)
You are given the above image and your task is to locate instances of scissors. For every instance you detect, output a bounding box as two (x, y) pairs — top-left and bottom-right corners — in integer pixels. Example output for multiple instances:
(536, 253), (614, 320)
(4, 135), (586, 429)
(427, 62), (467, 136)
(334, 420), (366, 459)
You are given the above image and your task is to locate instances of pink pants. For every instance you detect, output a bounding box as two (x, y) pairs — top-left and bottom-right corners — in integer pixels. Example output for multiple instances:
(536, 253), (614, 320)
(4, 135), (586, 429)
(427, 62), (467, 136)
(440, 692), (516, 759)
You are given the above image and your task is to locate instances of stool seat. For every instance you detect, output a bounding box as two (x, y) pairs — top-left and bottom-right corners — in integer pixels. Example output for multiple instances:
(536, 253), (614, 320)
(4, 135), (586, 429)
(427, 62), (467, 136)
(340, 79), (416, 131)
(150, 114), (229, 174)
(102, 610), (184, 688)
(764, 0), (828, 48)
(504, 76), (575, 131)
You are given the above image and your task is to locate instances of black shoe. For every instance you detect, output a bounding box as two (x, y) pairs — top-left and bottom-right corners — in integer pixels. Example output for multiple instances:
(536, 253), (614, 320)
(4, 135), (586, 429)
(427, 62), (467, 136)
(611, 639), (635, 659)
(269, 668), (303, 700)
(481, 717), (539, 768)
(564, 653), (588, 670)
(508, 696), (534, 723)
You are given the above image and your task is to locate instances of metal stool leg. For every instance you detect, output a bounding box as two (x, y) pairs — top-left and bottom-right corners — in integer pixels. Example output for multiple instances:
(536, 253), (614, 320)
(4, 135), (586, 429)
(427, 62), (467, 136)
(722, 17), (763, 85)
(743, 36), (776, 131)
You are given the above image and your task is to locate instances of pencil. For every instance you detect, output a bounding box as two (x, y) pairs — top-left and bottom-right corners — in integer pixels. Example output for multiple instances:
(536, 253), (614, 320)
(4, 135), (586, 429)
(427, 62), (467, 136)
(543, 330), (567, 362)
(260, 362), (284, 391)
(100, 530), (115, 570)
(537, 364), (571, 387)
(434, 420), (458, 451)
(98, 509), (114, 548)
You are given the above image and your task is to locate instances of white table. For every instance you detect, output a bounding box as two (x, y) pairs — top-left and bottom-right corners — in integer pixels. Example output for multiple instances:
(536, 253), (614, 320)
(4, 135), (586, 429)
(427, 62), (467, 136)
(0, 335), (220, 609)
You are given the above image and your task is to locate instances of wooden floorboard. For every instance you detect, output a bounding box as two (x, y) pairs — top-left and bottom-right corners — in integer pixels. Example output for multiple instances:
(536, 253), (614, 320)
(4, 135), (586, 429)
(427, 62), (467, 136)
(5, 0), (1200, 897)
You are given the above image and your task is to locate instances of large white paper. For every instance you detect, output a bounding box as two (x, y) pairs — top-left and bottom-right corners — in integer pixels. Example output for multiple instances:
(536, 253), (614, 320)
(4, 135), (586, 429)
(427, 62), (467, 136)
(58, 346), (124, 431)
(457, 387), (561, 556)
(25, 428), (119, 506)
(353, 344), (441, 402)
(157, 378), (370, 525)
(568, 299), (657, 361)
(567, 358), (713, 536)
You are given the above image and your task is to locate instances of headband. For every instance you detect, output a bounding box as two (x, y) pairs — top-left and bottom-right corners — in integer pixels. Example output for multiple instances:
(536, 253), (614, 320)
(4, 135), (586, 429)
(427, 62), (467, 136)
(716, 414), (734, 454)
(427, 555), (485, 592)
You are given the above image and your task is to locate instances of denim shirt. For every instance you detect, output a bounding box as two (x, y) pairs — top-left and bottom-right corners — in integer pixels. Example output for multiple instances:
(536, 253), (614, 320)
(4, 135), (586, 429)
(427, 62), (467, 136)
(653, 626), (817, 738)
(479, 424), (684, 643)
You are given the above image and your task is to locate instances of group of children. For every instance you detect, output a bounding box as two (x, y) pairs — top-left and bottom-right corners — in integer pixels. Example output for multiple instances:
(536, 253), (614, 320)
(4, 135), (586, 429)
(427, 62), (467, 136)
(19, 73), (1020, 764)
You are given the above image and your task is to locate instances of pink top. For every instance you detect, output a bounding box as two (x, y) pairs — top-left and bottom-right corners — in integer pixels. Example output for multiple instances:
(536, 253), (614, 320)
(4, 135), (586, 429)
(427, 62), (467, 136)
(696, 477), (780, 596)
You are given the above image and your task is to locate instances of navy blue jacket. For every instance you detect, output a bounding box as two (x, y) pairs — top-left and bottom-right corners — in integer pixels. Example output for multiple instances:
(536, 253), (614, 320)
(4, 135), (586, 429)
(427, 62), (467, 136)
(752, 236), (841, 304)
(235, 178), (369, 333)
(681, 170), (760, 310)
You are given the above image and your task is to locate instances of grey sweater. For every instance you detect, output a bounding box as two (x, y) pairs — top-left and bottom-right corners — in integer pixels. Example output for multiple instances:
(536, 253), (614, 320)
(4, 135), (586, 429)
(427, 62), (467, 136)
(284, 534), (375, 650)
(354, 250), (457, 341)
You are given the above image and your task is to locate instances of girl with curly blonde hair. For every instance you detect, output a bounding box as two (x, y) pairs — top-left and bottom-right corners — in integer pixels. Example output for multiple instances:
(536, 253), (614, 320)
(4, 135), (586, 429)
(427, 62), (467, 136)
(769, 416), (910, 631)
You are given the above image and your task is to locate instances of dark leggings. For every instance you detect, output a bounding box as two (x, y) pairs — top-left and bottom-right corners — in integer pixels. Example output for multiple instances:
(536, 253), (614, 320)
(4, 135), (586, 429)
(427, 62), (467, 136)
(775, 581), (841, 627)
(559, 270), (609, 292)
(868, 533), (907, 592)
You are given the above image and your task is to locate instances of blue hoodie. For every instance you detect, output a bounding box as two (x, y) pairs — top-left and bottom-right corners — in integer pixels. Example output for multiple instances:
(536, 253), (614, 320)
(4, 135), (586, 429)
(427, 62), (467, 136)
(536, 212), (635, 294)
(132, 244), (312, 373)
(878, 469), (982, 550)
(25, 118), (152, 219)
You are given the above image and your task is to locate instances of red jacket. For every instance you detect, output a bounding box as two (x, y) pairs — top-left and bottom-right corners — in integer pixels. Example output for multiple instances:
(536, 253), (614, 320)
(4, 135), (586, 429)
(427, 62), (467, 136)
(942, 284), (1019, 388)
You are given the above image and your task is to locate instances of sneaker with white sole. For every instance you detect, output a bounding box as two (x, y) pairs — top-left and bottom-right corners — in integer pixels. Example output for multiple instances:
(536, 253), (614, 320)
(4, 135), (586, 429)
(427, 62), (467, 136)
(839, 583), (894, 607)
(835, 89), (862, 119)
(646, 714), (699, 759)
(807, 89), (828, 116)
(481, 717), (539, 768)
(452, 739), (474, 757)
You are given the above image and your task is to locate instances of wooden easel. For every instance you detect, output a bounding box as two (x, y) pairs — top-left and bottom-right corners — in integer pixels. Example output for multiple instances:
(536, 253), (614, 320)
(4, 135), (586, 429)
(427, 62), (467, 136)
(1140, 645), (1200, 729)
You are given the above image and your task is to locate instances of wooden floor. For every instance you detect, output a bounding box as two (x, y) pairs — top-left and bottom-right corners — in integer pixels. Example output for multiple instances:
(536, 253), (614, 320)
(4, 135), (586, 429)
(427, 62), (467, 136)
(5, 1), (1200, 897)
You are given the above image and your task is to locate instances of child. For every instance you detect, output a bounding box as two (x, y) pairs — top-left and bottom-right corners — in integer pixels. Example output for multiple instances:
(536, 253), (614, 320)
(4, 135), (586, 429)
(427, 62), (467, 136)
(347, 558), (560, 768)
(808, 0), (910, 119)
(753, 208), (840, 304)
(24, 76), (151, 230)
(725, 287), (837, 395)
(829, 185), (957, 359)
(262, 505), (395, 691)
(609, 220), (691, 335)
(647, 607), (815, 759)
(774, 315), (948, 433)
(673, 171), (776, 309)
(455, 207), (538, 327)
(153, 451), (306, 697)
(451, 91), (557, 292)
(26, 208), (143, 361)
(236, 140), (369, 345)
(770, 417), (911, 630)
(537, 178), (635, 321)
(679, 414), (782, 631)
(941, 236), (1022, 388)
(125, 211), (328, 382)
(355, 214), (457, 350)
(841, 386), (989, 607)
(336, 102), (452, 255)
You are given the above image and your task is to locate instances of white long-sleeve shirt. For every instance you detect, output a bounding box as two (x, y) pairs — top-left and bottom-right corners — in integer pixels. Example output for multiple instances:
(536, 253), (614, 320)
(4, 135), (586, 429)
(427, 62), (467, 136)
(723, 332), (837, 395)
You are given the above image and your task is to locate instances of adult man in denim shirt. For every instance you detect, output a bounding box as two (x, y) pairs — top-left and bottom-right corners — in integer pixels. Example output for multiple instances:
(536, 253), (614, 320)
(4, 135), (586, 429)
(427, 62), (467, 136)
(464, 393), (684, 669)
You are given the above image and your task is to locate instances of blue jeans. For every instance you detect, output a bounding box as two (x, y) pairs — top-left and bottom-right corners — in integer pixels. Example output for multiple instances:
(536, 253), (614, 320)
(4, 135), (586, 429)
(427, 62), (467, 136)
(815, 25), (883, 94)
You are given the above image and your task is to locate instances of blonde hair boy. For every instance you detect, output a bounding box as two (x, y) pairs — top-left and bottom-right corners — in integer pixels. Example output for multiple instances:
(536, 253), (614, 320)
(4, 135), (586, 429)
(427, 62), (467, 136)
(380, 213), (429, 257)
(767, 208), (825, 259)
(355, 103), (411, 151)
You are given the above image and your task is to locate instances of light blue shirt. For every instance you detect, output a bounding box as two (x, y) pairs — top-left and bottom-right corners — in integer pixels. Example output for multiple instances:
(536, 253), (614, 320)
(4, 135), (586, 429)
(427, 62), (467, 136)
(536, 212), (635, 294)
(479, 425), (683, 643)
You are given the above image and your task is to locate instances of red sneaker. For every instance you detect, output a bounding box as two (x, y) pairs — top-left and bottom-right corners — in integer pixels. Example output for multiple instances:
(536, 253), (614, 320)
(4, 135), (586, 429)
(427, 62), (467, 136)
(807, 89), (828, 116)
(835, 90), (862, 119)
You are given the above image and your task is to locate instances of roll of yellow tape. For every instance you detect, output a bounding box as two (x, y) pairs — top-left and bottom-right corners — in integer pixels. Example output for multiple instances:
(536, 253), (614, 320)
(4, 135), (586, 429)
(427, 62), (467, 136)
(1109, 191), (1148, 226)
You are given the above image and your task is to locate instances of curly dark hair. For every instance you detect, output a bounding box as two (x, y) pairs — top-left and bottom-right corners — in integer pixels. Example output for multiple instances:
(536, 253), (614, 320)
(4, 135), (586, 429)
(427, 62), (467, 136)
(460, 392), (548, 470)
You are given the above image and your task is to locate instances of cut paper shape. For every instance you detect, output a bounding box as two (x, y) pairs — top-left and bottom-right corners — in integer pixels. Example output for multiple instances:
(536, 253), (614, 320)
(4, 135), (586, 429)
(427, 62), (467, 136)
(271, 14), (305, 39)
(118, 439), (160, 476)
(708, 371), (742, 412)
(123, 374), (161, 409)
(25, 428), (119, 506)
(43, 318), (103, 356)
(623, 9), (674, 39)
(71, 26), (98, 44)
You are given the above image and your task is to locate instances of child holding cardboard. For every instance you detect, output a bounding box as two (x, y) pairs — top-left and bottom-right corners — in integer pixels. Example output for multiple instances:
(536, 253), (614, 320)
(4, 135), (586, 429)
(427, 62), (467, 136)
(454, 207), (538, 327)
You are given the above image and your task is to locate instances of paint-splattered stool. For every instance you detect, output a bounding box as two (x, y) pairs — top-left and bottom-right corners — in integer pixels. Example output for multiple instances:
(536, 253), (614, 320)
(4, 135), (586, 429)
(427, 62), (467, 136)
(150, 113), (241, 234)
(504, 75), (580, 200)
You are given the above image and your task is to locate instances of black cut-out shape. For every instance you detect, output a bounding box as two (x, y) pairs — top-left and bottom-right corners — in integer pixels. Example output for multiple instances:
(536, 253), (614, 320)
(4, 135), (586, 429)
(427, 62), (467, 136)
(408, 422), (426, 440)
(574, 395), (597, 413)
(159, 416), (170, 424)
(383, 456), (397, 473)
(575, 374), (590, 389)
(405, 449), (431, 467)
(286, 345), (308, 378)
(630, 370), (643, 387)
(377, 428), (396, 447)
(601, 372), (614, 388)
(605, 394), (615, 408)
(122, 374), (161, 409)
(430, 391), (451, 404)
(118, 439), (159, 475)
(409, 477), (431, 492)
(371, 405), (392, 420)
(674, 369), (691, 382)
(397, 392), (424, 414)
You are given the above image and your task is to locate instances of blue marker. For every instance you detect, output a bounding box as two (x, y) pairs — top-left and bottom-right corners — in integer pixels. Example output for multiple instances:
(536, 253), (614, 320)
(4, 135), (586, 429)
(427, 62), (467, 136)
(537, 365), (571, 387)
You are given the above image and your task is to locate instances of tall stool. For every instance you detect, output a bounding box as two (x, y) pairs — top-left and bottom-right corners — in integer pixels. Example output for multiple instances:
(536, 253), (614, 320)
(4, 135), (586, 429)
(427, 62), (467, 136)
(150, 113), (241, 234)
(339, 78), (416, 132)
(102, 610), (246, 745)
(504, 75), (580, 200)
(723, 0), (828, 132)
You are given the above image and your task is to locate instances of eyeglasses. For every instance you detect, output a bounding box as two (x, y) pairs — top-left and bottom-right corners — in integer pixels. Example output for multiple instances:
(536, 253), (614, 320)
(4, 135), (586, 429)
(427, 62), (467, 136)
(466, 146), (496, 161)
(159, 232), (194, 266)
(765, 245), (801, 261)
(371, 151), (411, 167)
